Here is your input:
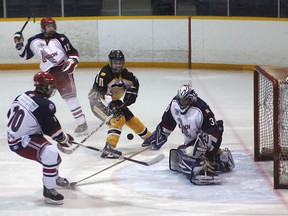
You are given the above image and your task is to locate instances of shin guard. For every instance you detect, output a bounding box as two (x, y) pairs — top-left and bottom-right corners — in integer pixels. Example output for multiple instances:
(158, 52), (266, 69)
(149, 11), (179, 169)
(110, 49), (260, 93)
(126, 117), (151, 140)
(107, 115), (126, 147)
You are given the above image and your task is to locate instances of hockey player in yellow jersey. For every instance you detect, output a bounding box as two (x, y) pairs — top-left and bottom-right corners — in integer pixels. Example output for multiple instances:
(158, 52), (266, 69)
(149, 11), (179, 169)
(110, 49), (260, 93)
(88, 50), (151, 158)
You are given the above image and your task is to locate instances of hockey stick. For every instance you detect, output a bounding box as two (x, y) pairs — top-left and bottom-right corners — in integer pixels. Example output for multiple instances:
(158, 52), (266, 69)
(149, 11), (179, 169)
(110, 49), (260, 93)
(71, 141), (165, 166)
(19, 14), (33, 33)
(57, 115), (113, 154)
(68, 146), (153, 189)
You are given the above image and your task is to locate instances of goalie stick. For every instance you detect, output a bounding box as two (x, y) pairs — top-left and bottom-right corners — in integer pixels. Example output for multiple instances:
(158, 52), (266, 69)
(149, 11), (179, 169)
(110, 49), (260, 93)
(68, 146), (160, 189)
(57, 115), (113, 154)
(71, 141), (165, 166)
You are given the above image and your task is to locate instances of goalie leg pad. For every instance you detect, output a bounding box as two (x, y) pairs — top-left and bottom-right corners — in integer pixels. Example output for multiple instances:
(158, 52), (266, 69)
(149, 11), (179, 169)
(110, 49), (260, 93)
(173, 145), (221, 185)
(190, 160), (221, 185)
(185, 133), (211, 158)
(176, 145), (196, 176)
(190, 170), (222, 185)
(211, 148), (235, 172)
(169, 149), (181, 172)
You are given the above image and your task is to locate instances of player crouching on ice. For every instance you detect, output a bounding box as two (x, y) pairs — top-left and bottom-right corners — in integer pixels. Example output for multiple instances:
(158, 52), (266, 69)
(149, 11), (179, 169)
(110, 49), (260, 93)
(142, 84), (235, 185)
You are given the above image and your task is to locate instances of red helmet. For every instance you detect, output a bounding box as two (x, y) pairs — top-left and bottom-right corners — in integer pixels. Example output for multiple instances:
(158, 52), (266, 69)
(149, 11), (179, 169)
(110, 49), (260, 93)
(34, 71), (55, 86)
(33, 71), (56, 97)
(40, 17), (57, 32)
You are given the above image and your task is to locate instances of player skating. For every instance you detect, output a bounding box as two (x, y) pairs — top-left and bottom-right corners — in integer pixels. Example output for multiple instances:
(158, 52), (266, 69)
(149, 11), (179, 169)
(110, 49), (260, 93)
(13, 17), (88, 136)
(7, 71), (75, 204)
(142, 84), (235, 185)
(88, 50), (151, 158)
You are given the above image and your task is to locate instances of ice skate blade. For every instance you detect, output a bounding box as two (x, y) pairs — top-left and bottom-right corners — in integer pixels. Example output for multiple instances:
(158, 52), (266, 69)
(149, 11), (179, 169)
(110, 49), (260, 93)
(44, 197), (63, 205)
(74, 131), (89, 137)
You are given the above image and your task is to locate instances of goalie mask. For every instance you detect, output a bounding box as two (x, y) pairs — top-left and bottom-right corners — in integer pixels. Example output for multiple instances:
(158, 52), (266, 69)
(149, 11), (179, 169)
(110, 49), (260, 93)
(34, 71), (56, 98)
(176, 84), (198, 110)
(41, 17), (56, 38)
(108, 50), (125, 74)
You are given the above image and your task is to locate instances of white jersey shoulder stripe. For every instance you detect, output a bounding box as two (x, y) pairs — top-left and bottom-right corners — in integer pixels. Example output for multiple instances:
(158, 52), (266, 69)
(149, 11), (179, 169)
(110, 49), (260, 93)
(18, 93), (38, 112)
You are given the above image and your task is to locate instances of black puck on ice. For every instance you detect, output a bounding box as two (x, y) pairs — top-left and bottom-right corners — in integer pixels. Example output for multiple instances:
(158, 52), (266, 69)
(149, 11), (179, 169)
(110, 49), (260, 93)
(127, 133), (134, 140)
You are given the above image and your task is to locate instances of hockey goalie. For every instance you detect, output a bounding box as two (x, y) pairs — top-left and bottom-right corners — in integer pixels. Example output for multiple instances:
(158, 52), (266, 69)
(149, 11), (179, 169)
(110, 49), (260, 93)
(142, 84), (235, 185)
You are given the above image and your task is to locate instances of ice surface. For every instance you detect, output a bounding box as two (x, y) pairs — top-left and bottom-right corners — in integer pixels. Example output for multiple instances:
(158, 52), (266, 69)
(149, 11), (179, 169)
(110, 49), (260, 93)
(0, 68), (288, 216)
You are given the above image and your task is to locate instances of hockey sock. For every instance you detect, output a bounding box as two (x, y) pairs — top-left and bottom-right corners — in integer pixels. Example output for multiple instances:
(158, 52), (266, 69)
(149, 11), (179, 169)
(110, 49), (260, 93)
(64, 97), (86, 125)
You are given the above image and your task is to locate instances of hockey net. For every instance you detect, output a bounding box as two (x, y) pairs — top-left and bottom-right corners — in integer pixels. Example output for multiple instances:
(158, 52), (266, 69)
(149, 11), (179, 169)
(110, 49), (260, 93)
(254, 65), (288, 189)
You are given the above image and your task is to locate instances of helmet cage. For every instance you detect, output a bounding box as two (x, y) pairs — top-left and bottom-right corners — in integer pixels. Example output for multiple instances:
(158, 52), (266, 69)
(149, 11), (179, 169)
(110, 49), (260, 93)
(176, 85), (198, 109)
(110, 60), (124, 74)
(108, 50), (125, 74)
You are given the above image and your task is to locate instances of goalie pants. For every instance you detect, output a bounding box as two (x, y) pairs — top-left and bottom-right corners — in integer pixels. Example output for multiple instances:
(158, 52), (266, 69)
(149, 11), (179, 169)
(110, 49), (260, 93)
(13, 135), (62, 189)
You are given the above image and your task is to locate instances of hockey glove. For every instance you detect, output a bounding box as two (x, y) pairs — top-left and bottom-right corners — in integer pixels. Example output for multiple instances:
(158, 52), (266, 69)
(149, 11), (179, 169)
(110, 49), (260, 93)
(123, 87), (138, 106)
(14, 31), (24, 50)
(108, 100), (125, 117)
(62, 57), (78, 73)
(142, 124), (170, 150)
(56, 133), (74, 148)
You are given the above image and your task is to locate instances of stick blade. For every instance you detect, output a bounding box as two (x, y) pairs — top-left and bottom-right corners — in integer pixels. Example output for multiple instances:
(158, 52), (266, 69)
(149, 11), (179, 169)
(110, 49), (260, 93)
(146, 153), (165, 166)
(57, 143), (79, 154)
(68, 182), (77, 190)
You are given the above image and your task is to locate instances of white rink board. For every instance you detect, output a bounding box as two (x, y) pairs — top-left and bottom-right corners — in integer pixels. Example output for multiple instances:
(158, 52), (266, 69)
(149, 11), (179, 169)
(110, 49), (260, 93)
(1, 18), (288, 66)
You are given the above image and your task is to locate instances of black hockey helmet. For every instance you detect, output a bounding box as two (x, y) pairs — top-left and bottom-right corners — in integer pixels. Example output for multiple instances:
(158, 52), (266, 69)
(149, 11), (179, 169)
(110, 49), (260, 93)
(34, 71), (56, 98)
(176, 84), (198, 110)
(108, 50), (125, 74)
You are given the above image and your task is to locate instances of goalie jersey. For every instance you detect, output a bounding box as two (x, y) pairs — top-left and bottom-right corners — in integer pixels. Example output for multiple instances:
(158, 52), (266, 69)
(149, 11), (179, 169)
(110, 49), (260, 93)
(7, 91), (64, 151)
(161, 96), (221, 145)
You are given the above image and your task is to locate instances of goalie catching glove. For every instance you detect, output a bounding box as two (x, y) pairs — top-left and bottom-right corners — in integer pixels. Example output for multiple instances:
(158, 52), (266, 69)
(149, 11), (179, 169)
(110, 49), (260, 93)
(14, 31), (24, 50)
(62, 57), (78, 73)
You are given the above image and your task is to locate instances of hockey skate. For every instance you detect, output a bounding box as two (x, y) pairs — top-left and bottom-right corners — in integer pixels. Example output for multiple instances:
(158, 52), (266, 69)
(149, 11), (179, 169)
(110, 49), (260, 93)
(74, 122), (88, 136)
(56, 176), (70, 188)
(43, 186), (64, 205)
(101, 142), (122, 159)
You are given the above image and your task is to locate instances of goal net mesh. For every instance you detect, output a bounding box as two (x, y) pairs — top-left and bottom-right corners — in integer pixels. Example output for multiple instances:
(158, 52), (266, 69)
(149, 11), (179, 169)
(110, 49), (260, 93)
(254, 65), (288, 189)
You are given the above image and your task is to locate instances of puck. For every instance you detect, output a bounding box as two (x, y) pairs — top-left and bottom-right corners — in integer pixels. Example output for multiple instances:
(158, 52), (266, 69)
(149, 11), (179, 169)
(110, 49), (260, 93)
(127, 133), (134, 140)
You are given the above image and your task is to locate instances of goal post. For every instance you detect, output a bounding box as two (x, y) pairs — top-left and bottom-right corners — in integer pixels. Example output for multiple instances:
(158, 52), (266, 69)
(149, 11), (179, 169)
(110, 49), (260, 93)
(254, 65), (288, 189)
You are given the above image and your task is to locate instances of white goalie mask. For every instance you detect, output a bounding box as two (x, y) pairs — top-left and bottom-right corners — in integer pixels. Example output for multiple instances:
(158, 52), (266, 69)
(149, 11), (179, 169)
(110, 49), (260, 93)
(176, 84), (198, 110)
